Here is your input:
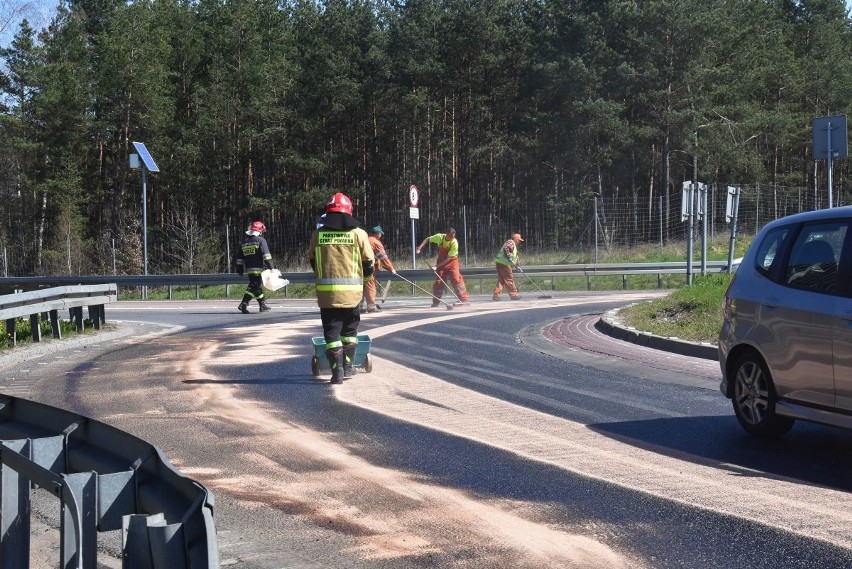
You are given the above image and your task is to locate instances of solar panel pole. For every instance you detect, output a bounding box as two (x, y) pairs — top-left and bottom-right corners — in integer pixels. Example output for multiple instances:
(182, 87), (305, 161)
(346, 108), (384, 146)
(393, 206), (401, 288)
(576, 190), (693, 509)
(142, 164), (149, 280)
(130, 142), (160, 300)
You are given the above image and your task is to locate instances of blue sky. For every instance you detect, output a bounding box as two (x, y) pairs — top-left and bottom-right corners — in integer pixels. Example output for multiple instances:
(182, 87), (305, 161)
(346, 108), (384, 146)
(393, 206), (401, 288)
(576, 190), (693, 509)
(1, 0), (58, 47)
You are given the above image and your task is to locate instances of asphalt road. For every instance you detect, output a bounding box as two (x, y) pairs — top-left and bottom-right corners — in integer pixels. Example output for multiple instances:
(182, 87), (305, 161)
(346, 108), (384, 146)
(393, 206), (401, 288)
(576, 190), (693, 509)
(4, 292), (852, 568)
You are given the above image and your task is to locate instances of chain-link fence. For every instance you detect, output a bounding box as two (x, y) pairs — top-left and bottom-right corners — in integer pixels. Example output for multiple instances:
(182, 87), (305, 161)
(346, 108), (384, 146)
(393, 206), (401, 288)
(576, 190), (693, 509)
(1, 183), (845, 276)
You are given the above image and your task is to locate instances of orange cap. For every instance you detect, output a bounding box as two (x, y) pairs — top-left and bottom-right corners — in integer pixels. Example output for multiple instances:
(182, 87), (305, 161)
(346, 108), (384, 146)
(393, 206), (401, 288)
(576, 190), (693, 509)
(512, 233), (523, 242)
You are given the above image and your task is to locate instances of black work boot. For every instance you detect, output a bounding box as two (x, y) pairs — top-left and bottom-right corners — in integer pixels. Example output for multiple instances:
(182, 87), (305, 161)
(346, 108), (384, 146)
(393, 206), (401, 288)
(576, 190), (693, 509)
(326, 348), (344, 384)
(258, 299), (271, 312)
(343, 344), (357, 379)
(238, 302), (250, 314)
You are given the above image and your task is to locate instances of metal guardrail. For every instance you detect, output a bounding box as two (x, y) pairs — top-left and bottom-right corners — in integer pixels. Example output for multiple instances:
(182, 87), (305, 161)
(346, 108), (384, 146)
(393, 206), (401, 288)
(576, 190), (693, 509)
(0, 261), (732, 297)
(0, 395), (218, 569)
(0, 284), (117, 345)
(0, 286), (218, 567)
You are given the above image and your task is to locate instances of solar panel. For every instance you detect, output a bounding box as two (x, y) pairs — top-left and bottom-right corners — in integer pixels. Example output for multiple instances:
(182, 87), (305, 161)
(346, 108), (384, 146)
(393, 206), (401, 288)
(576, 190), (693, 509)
(131, 141), (160, 172)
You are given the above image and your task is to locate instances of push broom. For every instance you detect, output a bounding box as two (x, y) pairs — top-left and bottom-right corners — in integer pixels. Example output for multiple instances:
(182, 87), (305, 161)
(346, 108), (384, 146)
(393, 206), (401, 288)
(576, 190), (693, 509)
(516, 266), (553, 299)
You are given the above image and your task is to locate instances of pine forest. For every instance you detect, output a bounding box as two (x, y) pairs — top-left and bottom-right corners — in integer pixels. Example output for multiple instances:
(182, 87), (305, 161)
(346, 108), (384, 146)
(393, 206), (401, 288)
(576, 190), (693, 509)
(1, 0), (851, 274)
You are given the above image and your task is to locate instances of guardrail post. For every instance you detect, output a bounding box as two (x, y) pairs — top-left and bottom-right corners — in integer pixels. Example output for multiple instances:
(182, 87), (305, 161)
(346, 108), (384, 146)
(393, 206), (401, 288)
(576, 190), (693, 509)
(586, 275), (592, 291)
(29, 314), (41, 342)
(123, 513), (158, 566)
(622, 275), (628, 290)
(123, 513), (187, 568)
(62, 471), (97, 569)
(0, 440), (31, 569)
(49, 309), (62, 339)
(86, 305), (102, 330)
(69, 307), (84, 332)
(4, 320), (16, 347)
(657, 274), (663, 289)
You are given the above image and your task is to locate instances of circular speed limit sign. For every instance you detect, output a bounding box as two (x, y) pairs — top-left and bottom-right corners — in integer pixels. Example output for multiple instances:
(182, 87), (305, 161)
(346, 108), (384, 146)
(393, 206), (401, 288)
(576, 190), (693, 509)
(409, 185), (419, 207)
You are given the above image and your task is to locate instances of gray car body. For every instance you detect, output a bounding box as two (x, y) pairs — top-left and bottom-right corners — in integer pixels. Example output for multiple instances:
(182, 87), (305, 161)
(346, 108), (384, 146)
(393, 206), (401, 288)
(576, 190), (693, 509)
(719, 205), (852, 431)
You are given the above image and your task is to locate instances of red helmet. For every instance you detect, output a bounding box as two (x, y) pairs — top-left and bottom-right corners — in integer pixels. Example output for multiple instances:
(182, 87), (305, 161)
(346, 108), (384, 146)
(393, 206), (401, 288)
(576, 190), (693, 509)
(325, 192), (353, 215)
(247, 220), (266, 234)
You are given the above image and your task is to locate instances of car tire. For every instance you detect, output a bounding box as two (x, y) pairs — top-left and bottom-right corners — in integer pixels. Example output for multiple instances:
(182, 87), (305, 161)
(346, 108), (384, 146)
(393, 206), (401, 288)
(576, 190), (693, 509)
(731, 351), (794, 438)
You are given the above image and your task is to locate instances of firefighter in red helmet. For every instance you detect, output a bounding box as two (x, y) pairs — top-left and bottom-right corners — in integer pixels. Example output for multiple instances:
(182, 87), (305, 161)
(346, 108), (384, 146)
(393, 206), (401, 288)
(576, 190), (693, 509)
(236, 220), (276, 313)
(308, 193), (375, 383)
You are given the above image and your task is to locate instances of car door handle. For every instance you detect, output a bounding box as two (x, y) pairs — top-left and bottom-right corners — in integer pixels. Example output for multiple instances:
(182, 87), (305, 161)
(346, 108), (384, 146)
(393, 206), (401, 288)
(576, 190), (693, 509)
(761, 297), (779, 309)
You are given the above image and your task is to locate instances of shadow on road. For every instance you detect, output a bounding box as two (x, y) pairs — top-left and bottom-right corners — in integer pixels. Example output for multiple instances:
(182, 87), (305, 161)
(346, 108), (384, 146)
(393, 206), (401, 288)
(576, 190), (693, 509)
(590, 415), (852, 492)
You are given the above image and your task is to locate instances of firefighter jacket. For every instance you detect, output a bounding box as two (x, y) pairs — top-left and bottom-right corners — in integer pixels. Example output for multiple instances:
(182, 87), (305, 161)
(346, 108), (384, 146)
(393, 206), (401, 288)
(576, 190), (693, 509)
(495, 239), (519, 267)
(236, 235), (274, 275)
(309, 227), (374, 308)
(369, 235), (395, 272)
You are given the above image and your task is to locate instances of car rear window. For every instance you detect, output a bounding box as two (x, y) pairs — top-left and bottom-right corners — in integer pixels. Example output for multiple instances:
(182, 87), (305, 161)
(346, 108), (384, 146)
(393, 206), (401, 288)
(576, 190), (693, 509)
(783, 221), (847, 294)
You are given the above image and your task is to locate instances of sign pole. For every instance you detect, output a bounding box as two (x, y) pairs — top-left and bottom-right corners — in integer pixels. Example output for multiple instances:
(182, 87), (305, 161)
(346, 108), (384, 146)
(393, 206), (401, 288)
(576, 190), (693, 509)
(827, 121), (834, 208)
(142, 165), (148, 278)
(812, 115), (847, 209)
(130, 142), (160, 299)
(408, 185), (419, 270)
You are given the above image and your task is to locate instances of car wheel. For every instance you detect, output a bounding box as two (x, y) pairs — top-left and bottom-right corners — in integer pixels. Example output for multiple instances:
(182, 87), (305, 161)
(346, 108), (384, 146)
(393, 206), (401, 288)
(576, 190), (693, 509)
(731, 352), (794, 438)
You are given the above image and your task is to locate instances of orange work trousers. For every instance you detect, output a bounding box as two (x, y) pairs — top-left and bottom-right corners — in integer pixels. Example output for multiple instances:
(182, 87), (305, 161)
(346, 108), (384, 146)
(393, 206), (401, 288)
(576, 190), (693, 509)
(493, 263), (519, 299)
(433, 257), (469, 302)
(363, 274), (378, 307)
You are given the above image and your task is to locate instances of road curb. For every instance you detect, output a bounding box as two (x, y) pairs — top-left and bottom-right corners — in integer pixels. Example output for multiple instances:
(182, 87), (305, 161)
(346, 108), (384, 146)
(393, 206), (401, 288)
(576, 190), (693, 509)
(597, 308), (719, 361)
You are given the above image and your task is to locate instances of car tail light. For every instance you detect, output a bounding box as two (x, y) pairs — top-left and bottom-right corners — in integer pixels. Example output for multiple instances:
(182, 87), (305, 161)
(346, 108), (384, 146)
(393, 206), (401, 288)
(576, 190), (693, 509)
(722, 274), (737, 319)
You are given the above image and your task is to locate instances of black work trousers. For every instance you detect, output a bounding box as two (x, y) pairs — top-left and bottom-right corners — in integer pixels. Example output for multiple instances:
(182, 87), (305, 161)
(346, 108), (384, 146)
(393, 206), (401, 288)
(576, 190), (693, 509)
(320, 307), (361, 346)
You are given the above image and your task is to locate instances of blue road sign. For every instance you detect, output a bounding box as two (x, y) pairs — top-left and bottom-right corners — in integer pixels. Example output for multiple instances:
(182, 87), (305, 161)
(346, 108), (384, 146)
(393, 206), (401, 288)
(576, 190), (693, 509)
(131, 141), (160, 172)
(812, 115), (848, 160)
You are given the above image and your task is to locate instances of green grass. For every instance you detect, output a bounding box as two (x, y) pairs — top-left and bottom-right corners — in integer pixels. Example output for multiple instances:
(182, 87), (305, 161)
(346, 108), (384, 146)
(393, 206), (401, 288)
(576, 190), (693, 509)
(618, 272), (733, 345)
(1, 316), (98, 351)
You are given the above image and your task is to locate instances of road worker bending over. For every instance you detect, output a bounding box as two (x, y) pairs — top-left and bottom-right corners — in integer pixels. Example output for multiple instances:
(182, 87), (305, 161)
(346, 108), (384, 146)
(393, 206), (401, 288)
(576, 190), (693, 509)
(362, 225), (397, 313)
(416, 227), (470, 306)
(308, 193), (375, 384)
(493, 233), (523, 301)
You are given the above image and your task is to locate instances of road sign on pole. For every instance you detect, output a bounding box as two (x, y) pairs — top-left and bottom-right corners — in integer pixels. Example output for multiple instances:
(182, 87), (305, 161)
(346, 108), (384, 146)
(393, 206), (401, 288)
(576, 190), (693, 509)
(409, 185), (419, 270)
(812, 115), (847, 208)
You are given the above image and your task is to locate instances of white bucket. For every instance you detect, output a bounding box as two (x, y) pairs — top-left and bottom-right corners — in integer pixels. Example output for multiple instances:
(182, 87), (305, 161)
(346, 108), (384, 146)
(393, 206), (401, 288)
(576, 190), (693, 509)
(261, 269), (290, 291)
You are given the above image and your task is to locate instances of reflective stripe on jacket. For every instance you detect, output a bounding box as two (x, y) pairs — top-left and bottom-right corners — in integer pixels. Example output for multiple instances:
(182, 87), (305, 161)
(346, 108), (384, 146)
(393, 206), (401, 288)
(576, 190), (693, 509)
(236, 235), (273, 275)
(369, 235), (394, 272)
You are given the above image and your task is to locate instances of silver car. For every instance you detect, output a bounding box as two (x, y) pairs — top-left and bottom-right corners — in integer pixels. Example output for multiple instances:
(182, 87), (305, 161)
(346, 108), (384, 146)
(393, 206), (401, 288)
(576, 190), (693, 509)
(718, 206), (852, 437)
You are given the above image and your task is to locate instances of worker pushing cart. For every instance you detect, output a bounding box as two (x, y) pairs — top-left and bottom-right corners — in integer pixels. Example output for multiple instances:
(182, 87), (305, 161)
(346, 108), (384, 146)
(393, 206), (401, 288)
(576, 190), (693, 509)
(308, 193), (375, 384)
(416, 227), (469, 306)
